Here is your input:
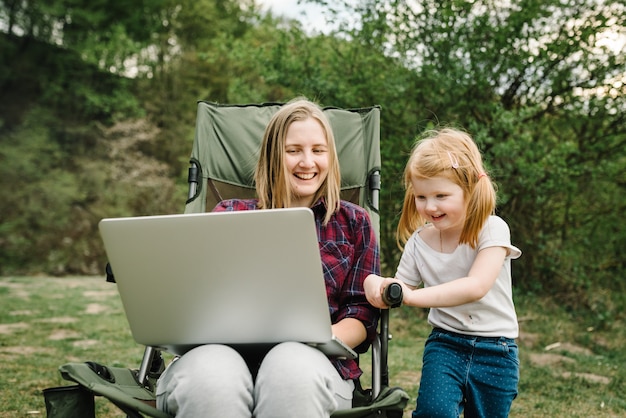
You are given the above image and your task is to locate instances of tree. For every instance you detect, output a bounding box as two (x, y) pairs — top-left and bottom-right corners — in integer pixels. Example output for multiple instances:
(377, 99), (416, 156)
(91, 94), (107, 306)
(305, 0), (626, 317)
(0, 0), (167, 74)
(1, 0), (624, 322)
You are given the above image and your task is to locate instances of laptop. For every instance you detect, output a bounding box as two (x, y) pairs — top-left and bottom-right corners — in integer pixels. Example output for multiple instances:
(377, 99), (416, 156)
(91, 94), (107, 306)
(98, 207), (357, 359)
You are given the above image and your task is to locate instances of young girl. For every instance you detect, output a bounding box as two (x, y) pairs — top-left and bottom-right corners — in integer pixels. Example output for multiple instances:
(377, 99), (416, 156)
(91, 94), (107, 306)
(157, 98), (380, 418)
(365, 128), (521, 418)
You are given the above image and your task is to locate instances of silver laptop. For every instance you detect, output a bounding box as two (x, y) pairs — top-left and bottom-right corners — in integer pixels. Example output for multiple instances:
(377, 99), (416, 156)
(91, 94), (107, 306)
(98, 207), (356, 359)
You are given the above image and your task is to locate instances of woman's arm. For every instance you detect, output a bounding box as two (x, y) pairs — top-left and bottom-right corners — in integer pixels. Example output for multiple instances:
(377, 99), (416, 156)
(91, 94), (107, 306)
(331, 205), (380, 349)
(331, 318), (367, 348)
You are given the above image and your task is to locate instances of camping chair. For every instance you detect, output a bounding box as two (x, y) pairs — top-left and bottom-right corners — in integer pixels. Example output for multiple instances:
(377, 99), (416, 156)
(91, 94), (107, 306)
(47, 102), (409, 418)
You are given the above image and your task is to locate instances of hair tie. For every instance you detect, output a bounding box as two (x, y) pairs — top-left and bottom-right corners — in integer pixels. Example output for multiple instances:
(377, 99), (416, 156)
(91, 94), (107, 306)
(478, 172), (487, 179)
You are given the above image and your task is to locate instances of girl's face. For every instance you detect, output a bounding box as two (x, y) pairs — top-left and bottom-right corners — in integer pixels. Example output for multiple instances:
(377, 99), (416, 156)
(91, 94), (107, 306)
(412, 175), (466, 233)
(284, 117), (330, 207)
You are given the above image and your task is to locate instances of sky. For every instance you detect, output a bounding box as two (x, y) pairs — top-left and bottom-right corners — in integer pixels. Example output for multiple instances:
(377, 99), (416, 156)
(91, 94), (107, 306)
(255, 0), (334, 33)
(255, 1), (625, 55)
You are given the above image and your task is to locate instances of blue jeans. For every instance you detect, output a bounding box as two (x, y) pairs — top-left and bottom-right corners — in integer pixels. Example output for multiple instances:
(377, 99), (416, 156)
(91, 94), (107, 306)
(413, 328), (519, 418)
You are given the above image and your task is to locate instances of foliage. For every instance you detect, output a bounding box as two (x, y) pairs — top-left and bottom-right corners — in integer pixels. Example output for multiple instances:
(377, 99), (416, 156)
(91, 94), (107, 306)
(303, 0), (626, 311)
(0, 106), (180, 275)
(0, 0), (252, 275)
(206, 6), (426, 271)
(133, 0), (258, 177)
(0, 0), (167, 75)
(0, 0), (625, 413)
(0, 0), (625, 317)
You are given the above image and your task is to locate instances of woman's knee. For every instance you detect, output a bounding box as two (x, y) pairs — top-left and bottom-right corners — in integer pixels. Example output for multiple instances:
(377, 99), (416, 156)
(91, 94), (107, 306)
(254, 342), (345, 417)
(259, 342), (328, 383)
(160, 344), (252, 393)
(157, 345), (254, 416)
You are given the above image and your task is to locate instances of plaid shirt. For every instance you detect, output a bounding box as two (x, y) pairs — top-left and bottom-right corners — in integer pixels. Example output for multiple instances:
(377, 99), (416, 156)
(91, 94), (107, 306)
(213, 198), (380, 380)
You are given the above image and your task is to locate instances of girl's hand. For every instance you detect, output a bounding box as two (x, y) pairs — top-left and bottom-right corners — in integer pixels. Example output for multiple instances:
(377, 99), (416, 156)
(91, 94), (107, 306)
(364, 274), (403, 309)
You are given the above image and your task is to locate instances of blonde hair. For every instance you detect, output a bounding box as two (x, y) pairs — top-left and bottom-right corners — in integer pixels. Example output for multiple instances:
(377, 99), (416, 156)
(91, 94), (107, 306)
(255, 98), (341, 225)
(397, 128), (496, 249)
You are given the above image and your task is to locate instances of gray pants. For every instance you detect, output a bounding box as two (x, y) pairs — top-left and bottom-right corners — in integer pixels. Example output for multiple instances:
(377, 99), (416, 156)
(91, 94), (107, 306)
(156, 341), (354, 417)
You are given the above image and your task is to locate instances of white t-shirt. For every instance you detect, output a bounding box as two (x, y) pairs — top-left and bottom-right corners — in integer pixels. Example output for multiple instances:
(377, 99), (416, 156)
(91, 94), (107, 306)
(396, 216), (522, 338)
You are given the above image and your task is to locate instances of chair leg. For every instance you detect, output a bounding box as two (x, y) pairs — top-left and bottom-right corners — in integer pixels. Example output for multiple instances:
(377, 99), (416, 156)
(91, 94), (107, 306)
(371, 335), (382, 398)
(372, 308), (392, 398)
(137, 346), (159, 386)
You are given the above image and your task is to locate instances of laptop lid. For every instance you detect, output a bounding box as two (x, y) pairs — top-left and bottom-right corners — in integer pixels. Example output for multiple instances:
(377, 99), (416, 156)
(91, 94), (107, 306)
(98, 208), (356, 358)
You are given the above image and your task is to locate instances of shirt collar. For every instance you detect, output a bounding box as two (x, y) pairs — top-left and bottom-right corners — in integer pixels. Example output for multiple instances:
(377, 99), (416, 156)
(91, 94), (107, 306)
(310, 197), (328, 217)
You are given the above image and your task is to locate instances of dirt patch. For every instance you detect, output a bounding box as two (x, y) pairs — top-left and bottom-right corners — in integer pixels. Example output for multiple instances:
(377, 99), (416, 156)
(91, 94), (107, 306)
(84, 289), (119, 299)
(561, 372), (610, 385)
(0, 345), (55, 359)
(544, 341), (594, 356)
(530, 342), (611, 386)
(529, 352), (575, 366)
(527, 341), (598, 367)
(0, 322), (29, 334)
(517, 331), (540, 348)
(8, 310), (36, 316)
(49, 330), (82, 340)
(55, 277), (103, 288)
(38, 316), (78, 324)
(72, 339), (100, 349)
(0, 281), (30, 299)
(85, 303), (109, 314)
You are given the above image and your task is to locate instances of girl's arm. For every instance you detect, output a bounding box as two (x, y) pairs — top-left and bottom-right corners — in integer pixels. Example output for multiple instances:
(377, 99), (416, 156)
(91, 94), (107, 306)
(364, 274), (415, 309)
(403, 246), (507, 308)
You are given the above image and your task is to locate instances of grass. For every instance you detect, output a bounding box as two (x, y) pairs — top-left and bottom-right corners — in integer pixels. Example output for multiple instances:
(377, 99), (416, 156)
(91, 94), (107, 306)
(1, 276), (625, 417)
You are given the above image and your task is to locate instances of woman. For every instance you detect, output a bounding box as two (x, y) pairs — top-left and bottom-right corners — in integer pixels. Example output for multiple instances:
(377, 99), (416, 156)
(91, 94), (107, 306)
(156, 98), (380, 417)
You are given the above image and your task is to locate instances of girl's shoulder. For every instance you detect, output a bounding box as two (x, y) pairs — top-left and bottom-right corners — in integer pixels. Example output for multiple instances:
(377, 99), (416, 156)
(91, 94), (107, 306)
(406, 223), (437, 249)
(481, 215), (521, 258)
(483, 215), (511, 233)
(415, 223), (437, 240)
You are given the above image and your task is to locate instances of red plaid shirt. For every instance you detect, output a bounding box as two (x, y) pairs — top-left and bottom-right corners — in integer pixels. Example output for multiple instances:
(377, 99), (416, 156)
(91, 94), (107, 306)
(213, 198), (380, 380)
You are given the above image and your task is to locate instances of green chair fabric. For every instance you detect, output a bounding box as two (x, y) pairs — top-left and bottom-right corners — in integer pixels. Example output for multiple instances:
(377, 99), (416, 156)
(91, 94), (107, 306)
(185, 102), (381, 237)
(56, 361), (408, 418)
(57, 362), (168, 418)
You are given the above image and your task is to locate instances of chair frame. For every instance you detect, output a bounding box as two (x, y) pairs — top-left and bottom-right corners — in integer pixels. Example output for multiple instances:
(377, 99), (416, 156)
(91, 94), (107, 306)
(138, 100), (390, 397)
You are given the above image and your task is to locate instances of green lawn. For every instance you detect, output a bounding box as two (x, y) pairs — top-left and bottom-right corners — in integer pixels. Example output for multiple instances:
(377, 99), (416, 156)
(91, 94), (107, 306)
(1, 276), (625, 417)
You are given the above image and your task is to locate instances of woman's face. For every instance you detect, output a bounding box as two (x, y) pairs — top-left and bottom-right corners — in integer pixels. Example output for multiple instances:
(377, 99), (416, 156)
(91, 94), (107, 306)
(284, 117), (330, 207)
